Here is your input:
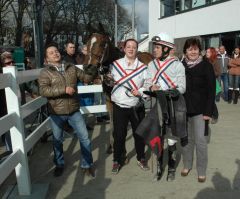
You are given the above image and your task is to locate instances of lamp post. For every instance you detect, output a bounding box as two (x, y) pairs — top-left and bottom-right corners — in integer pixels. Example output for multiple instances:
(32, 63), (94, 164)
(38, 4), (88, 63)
(27, 0), (42, 68)
(114, 0), (118, 47)
(132, 0), (135, 39)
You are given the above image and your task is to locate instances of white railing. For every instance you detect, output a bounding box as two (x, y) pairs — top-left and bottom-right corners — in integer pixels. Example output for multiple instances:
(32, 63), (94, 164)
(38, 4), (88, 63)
(0, 66), (107, 196)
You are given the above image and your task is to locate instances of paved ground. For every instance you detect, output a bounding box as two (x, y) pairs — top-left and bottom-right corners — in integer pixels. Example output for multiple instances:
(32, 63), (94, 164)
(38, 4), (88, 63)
(1, 101), (240, 199)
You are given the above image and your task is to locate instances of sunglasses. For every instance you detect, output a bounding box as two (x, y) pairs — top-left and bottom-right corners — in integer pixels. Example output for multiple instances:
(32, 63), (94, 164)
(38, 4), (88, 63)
(151, 36), (161, 42)
(4, 60), (14, 65)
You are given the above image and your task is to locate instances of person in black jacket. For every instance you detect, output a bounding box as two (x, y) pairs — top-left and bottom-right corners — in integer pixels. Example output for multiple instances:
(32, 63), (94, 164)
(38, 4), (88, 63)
(62, 41), (77, 64)
(181, 38), (215, 183)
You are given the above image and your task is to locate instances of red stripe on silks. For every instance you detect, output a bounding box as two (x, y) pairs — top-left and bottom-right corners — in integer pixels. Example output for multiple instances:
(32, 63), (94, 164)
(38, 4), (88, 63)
(152, 58), (175, 83)
(114, 60), (141, 90)
(114, 60), (127, 75)
(149, 136), (162, 155)
(162, 73), (176, 88)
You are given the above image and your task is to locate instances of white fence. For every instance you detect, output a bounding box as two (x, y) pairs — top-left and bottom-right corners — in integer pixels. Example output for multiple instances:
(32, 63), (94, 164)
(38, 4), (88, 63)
(0, 66), (106, 196)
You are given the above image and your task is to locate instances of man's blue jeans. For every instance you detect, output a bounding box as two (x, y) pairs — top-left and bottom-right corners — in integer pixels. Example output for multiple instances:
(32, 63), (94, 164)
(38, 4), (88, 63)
(218, 73), (229, 101)
(50, 111), (93, 168)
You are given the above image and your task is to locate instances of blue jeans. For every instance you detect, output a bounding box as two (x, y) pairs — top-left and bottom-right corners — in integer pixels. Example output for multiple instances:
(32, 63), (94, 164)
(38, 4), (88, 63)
(229, 74), (240, 89)
(94, 92), (107, 117)
(50, 111), (93, 168)
(219, 73), (229, 101)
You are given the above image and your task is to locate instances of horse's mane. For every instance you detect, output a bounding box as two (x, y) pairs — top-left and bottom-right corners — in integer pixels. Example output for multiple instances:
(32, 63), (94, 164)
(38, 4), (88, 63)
(137, 51), (154, 65)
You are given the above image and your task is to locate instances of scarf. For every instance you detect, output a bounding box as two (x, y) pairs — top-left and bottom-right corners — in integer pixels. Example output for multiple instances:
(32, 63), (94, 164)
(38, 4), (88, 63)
(185, 56), (202, 68)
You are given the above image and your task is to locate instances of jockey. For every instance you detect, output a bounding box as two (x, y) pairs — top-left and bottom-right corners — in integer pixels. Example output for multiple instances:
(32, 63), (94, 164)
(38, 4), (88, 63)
(148, 32), (186, 181)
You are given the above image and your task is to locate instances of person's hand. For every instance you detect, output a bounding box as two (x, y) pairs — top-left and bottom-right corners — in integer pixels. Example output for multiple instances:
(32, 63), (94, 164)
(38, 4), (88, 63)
(65, 87), (75, 95)
(203, 115), (211, 120)
(131, 89), (140, 96)
(151, 84), (160, 91)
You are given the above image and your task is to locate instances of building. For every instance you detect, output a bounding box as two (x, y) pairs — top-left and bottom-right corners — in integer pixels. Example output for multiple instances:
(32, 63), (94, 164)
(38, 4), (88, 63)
(149, 0), (240, 56)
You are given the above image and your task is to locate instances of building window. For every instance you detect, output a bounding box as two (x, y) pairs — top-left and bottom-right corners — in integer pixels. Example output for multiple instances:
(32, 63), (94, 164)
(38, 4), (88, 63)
(160, 0), (175, 18)
(160, 0), (230, 18)
(182, 0), (192, 10)
(192, 0), (206, 8)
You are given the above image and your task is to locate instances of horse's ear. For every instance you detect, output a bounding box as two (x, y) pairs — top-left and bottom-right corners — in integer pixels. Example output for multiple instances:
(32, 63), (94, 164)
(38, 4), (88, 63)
(98, 22), (105, 34)
(87, 22), (98, 34)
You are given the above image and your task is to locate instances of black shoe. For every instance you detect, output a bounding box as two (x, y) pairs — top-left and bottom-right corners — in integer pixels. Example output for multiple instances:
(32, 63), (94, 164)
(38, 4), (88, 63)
(86, 125), (94, 131)
(153, 161), (164, 181)
(101, 115), (110, 121)
(96, 117), (104, 123)
(54, 167), (64, 177)
(167, 169), (176, 181)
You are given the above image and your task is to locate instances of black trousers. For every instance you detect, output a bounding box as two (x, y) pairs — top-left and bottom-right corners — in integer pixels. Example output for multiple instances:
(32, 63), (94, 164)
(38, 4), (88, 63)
(212, 103), (219, 119)
(112, 103), (145, 163)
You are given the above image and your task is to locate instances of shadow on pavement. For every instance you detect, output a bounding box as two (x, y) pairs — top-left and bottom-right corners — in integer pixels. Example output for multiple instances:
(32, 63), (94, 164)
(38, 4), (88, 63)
(194, 159), (240, 199)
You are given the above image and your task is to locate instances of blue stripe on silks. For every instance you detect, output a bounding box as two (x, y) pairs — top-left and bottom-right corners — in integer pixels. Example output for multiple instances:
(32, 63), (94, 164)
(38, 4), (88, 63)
(112, 63), (132, 89)
(154, 59), (176, 88)
(156, 59), (176, 81)
(153, 60), (159, 70)
(112, 66), (147, 94)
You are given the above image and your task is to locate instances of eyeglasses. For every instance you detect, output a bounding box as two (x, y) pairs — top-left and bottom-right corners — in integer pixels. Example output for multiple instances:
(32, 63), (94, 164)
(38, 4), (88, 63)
(151, 36), (161, 42)
(4, 60), (14, 66)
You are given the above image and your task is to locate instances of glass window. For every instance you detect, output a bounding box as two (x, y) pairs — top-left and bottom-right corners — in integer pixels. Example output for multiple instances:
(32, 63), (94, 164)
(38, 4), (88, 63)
(181, 0), (192, 11)
(160, 0), (175, 17)
(192, 0), (206, 8)
(160, 0), (229, 18)
(175, 0), (181, 13)
(209, 36), (220, 48)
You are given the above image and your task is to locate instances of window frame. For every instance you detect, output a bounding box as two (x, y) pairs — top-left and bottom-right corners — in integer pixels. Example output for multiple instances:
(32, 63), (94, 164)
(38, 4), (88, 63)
(159, 0), (231, 19)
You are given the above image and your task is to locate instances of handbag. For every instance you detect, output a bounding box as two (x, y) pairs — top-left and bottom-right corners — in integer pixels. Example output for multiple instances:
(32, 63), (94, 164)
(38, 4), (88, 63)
(216, 79), (221, 95)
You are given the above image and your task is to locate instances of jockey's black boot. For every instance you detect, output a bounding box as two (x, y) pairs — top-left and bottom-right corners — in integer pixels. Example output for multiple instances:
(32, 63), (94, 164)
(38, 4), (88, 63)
(154, 153), (164, 181)
(167, 144), (177, 181)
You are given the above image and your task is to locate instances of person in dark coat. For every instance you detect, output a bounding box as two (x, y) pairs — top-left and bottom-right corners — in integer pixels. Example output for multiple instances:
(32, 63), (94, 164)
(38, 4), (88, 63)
(181, 38), (215, 183)
(62, 41), (77, 64)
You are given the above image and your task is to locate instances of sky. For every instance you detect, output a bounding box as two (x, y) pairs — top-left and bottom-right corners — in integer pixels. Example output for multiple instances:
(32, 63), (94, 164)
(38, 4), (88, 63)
(119, 0), (149, 37)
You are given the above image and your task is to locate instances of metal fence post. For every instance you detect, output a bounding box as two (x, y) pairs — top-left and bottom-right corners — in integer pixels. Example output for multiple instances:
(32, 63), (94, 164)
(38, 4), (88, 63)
(3, 66), (31, 195)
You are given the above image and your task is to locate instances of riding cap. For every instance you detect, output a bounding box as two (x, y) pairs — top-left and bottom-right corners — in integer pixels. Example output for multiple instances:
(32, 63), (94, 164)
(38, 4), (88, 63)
(151, 32), (174, 49)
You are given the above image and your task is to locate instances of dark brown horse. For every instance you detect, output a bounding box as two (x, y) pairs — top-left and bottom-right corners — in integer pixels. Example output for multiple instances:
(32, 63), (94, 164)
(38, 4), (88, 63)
(84, 32), (153, 70)
(83, 32), (123, 74)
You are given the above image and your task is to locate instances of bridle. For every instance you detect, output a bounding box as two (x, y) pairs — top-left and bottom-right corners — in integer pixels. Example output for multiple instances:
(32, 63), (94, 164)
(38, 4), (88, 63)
(88, 34), (109, 74)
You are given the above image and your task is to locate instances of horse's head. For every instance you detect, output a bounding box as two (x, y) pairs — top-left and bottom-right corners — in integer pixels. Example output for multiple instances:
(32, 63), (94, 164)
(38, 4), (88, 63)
(84, 33), (110, 68)
(83, 32), (124, 79)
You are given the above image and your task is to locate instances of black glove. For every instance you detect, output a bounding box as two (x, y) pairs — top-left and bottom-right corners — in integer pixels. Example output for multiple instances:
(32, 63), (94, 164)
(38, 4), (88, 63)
(168, 89), (180, 98)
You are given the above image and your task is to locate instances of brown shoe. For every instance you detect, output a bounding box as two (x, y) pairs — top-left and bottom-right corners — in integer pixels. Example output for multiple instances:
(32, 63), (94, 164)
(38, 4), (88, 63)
(198, 176), (206, 183)
(181, 168), (191, 177)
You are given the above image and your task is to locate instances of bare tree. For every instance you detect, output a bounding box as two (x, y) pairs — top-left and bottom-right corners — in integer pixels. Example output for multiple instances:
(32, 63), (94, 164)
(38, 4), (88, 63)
(42, 0), (132, 47)
(78, 0), (131, 43)
(0, 0), (14, 44)
(10, 0), (28, 46)
(43, 0), (66, 45)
